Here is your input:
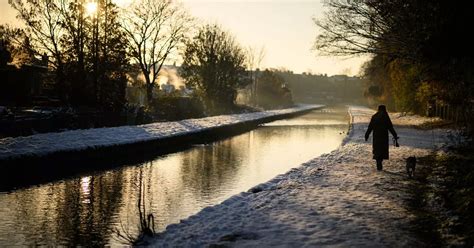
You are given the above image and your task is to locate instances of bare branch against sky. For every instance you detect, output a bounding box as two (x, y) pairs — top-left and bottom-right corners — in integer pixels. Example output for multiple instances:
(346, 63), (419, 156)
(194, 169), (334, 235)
(0, 0), (367, 75)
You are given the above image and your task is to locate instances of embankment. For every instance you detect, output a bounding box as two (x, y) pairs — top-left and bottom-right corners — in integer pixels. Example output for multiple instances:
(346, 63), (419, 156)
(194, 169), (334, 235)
(0, 104), (323, 191)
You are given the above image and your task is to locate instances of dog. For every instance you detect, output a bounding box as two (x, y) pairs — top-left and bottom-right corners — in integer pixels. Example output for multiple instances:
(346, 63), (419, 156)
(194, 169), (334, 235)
(406, 156), (416, 178)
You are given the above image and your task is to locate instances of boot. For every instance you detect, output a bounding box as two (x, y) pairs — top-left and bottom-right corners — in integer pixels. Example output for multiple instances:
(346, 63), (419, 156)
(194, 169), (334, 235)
(376, 160), (383, 171)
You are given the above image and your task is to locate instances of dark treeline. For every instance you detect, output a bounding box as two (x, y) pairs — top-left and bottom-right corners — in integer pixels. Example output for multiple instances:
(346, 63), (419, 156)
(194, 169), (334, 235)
(315, 0), (474, 134)
(315, 1), (474, 243)
(1, 0), (192, 111)
(5, 0), (129, 111)
(0, 0), (294, 137)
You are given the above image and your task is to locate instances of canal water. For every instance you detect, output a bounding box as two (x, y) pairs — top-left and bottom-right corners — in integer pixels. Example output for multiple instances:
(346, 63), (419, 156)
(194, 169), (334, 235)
(0, 106), (348, 246)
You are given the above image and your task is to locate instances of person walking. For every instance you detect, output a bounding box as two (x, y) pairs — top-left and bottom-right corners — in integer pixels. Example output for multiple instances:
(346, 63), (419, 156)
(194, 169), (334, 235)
(365, 105), (399, 170)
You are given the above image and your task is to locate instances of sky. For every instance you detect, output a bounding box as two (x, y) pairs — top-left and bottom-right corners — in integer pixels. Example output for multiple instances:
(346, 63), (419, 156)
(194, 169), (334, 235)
(0, 0), (367, 76)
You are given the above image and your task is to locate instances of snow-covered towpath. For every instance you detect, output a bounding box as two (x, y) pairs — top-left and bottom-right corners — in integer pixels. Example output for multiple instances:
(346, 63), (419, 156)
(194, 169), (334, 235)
(146, 106), (452, 247)
(0, 105), (321, 161)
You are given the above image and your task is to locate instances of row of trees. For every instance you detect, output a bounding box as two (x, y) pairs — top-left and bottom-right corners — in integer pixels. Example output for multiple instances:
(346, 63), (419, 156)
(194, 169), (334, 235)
(2, 0), (277, 115)
(315, 0), (473, 116)
(8, 0), (131, 110)
(181, 25), (293, 113)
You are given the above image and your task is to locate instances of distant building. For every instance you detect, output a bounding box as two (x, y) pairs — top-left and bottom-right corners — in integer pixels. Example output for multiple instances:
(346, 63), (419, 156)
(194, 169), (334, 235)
(328, 74), (360, 83)
(0, 52), (52, 106)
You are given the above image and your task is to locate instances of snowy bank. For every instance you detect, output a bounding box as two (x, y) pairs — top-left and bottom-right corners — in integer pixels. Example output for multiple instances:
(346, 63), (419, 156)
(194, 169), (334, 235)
(145, 106), (454, 247)
(0, 105), (322, 162)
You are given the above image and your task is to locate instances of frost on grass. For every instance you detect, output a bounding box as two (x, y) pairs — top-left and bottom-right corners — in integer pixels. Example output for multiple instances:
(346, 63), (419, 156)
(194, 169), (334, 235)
(144, 106), (454, 247)
(0, 105), (321, 161)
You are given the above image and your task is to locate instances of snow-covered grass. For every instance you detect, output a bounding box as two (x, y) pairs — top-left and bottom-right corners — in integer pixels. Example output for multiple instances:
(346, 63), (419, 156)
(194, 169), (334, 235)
(144, 106), (454, 247)
(0, 104), (322, 161)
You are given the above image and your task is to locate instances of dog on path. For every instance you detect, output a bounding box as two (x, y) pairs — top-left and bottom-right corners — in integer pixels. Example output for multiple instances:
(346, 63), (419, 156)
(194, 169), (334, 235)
(406, 156), (416, 178)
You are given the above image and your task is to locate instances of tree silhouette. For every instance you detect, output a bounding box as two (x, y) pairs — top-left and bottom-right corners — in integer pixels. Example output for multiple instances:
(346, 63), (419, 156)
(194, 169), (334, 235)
(121, 0), (192, 105)
(181, 24), (248, 114)
(10, 0), (67, 100)
(11, 0), (128, 110)
(315, 0), (473, 119)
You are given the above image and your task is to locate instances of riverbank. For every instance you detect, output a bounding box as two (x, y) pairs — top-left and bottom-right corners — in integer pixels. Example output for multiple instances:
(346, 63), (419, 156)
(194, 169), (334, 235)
(0, 104), (322, 191)
(143, 106), (454, 247)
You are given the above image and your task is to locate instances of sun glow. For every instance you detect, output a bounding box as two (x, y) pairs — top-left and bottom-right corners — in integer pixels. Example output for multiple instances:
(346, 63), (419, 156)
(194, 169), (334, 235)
(112, 0), (133, 7)
(85, 1), (98, 16)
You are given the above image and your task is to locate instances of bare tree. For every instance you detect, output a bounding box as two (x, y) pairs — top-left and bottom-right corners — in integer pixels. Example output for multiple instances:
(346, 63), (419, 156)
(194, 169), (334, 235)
(313, 0), (417, 61)
(245, 45), (265, 106)
(0, 25), (37, 68)
(11, 0), (129, 109)
(121, 0), (193, 105)
(10, 0), (68, 99)
(181, 24), (248, 114)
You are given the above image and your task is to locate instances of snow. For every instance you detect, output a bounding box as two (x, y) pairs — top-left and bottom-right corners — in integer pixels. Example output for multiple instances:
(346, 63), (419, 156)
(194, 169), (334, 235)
(0, 104), (322, 161)
(145, 106), (454, 247)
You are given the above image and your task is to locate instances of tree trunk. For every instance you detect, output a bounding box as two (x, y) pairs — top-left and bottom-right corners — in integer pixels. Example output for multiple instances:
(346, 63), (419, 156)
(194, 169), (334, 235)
(56, 65), (67, 103)
(146, 83), (154, 106)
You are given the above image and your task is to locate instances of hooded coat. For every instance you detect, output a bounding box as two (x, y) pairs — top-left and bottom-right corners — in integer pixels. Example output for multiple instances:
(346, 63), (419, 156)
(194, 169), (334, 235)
(365, 110), (398, 160)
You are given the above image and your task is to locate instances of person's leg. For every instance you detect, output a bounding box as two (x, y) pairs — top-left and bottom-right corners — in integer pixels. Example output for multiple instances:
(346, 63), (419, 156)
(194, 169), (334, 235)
(376, 159), (383, 171)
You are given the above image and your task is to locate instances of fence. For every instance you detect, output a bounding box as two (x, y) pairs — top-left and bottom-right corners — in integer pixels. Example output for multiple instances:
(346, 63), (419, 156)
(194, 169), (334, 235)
(428, 102), (474, 126)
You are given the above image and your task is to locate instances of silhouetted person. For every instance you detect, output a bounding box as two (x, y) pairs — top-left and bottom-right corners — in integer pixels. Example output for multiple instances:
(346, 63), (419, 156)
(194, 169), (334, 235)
(365, 105), (398, 171)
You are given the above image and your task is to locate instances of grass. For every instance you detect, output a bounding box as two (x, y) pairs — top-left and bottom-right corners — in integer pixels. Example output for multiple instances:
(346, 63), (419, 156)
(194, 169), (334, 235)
(408, 146), (474, 246)
(407, 155), (444, 246)
(416, 119), (455, 130)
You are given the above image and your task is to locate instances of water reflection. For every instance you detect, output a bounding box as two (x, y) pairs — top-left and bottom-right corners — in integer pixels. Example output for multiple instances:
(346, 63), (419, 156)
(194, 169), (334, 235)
(0, 171), (125, 246)
(0, 107), (348, 246)
(81, 176), (92, 204)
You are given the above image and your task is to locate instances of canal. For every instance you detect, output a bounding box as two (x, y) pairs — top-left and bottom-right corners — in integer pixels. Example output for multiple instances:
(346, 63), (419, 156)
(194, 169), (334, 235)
(0, 106), (348, 246)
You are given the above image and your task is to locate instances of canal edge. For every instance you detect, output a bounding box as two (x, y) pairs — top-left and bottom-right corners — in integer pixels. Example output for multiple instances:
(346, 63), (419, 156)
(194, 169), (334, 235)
(0, 105), (325, 191)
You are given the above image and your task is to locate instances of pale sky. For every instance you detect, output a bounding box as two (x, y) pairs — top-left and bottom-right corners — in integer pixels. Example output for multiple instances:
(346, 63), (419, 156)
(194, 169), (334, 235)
(0, 0), (367, 75)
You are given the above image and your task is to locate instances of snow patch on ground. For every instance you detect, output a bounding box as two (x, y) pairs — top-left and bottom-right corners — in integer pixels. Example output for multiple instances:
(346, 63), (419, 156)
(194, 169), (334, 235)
(145, 106), (453, 247)
(0, 105), (321, 160)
